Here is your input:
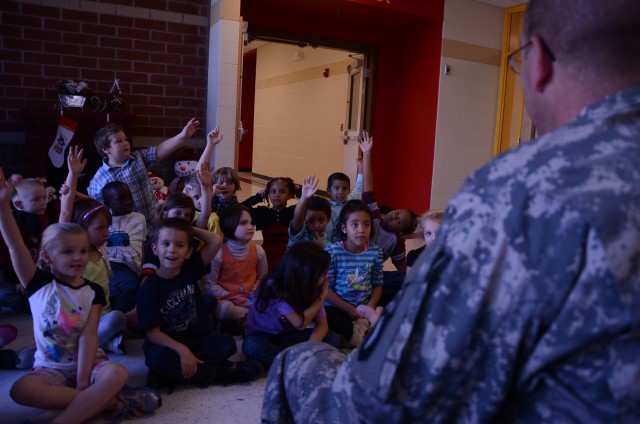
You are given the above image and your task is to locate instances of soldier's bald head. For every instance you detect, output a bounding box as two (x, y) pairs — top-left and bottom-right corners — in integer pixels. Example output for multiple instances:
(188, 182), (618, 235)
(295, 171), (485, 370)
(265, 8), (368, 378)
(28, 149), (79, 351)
(524, 0), (640, 76)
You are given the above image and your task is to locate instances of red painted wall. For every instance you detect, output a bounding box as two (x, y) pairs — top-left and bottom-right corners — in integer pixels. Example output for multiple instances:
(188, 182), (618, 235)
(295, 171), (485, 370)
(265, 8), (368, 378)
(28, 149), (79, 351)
(0, 0), (210, 138)
(241, 0), (444, 212)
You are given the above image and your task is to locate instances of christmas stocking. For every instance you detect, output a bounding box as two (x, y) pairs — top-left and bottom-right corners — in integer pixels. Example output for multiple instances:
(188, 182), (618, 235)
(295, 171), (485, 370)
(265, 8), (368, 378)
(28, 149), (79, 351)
(48, 116), (78, 168)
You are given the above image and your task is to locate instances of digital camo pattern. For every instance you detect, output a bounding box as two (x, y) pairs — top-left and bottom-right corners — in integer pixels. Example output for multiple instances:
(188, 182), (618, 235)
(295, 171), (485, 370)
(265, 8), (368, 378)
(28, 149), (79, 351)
(262, 87), (640, 423)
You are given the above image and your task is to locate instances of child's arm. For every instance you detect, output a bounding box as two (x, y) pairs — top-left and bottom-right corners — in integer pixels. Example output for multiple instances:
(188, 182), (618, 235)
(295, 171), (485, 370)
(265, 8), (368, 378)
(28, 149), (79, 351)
(194, 162), (213, 229)
(347, 157), (364, 201)
(155, 118), (201, 162)
(146, 327), (203, 380)
(192, 226), (222, 264)
(199, 126), (222, 170)
(76, 303), (101, 390)
(290, 175), (318, 233)
(368, 286), (383, 309)
(284, 276), (328, 330)
(360, 131), (373, 193)
(59, 146), (87, 223)
(0, 169), (36, 287)
(309, 315), (329, 342)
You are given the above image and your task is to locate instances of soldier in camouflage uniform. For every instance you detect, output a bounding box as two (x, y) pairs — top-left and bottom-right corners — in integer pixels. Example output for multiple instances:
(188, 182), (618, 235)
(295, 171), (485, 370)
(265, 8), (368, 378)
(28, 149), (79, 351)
(262, 0), (640, 422)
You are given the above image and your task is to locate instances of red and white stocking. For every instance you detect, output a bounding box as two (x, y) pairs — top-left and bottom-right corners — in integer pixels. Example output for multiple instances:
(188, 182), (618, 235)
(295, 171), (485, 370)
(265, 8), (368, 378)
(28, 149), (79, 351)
(48, 116), (78, 168)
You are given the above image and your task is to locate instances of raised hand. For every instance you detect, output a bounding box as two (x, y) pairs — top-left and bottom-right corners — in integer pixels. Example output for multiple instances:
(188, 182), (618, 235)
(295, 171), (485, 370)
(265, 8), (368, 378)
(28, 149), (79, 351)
(181, 118), (201, 139)
(197, 161), (212, 188)
(67, 145), (87, 176)
(0, 168), (15, 208)
(301, 175), (319, 199)
(358, 130), (373, 155)
(207, 125), (223, 146)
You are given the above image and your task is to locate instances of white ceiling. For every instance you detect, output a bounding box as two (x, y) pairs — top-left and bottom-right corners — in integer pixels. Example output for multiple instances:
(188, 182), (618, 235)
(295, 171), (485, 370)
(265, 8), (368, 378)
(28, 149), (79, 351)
(475, 0), (528, 8)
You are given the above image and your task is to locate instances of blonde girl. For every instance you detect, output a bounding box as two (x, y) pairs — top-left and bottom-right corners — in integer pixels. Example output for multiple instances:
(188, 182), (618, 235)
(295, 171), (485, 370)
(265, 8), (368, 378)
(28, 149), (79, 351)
(0, 168), (160, 422)
(406, 210), (444, 271)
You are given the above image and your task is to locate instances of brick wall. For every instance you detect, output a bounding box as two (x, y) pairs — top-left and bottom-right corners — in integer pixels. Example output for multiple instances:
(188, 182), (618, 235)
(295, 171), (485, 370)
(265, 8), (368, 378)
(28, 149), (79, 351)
(0, 0), (211, 139)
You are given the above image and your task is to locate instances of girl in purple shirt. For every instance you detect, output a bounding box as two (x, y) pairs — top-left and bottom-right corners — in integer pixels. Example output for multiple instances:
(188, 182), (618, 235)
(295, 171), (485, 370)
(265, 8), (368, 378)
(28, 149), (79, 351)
(242, 242), (342, 367)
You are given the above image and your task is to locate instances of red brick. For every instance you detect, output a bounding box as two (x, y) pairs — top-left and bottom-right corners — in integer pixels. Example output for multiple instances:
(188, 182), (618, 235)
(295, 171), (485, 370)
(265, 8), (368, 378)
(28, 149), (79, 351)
(118, 72), (148, 83)
(0, 24), (21, 37)
(166, 43), (196, 55)
(134, 84), (164, 95)
(0, 1), (19, 12)
(62, 9), (98, 23)
(22, 75), (51, 88)
(44, 18), (81, 32)
(134, 39), (165, 52)
(150, 31), (183, 43)
(165, 87), (195, 97)
(100, 14), (133, 27)
(6, 87), (45, 98)
(136, 0), (167, 10)
(87, 70), (123, 82)
(149, 52), (181, 64)
(22, 3), (60, 18)
(164, 65), (188, 76)
(23, 28), (62, 42)
(4, 37), (43, 51)
(140, 105), (164, 116)
(64, 55), (98, 68)
(103, 0), (135, 5)
(134, 19), (166, 31)
(0, 74), (21, 85)
(168, 22), (198, 34)
(44, 41), (79, 54)
(99, 58), (133, 72)
(167, 2), (199, 14)
(128, 94), (150, 106)
(134, 62), (165, 73)
(101, 36), (133, 49)
(2, 13), (42, 28)
(117, 27), (149, 40)
(182, 56), (206, 67)
(182, 76), (205, 87)
(4, 62), (41, 74)
(141, 126), (165, 137)
(150, 74), (180, 85)
(133, 115), (149, 127)
(1, 50), (22, 61)
(63, 32), (99, 46)
(149, 95), (177, 106)
(82, 23), (117, 37)
(43, 66), (82, 78)
(181, 97), (205, 109)
(117, 49), (149, 61)
(24, 52), (61, 66)
(183, 34), (206, 45)
(82, 46), (116, 59)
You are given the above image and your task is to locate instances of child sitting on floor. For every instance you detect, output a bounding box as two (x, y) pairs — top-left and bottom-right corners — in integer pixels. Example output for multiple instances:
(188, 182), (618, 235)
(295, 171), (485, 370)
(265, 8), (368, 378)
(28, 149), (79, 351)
(206, 204), (268, 323)
(288, 175), (332, 248)
(243, 241), (342, 367)
(137, 218), (260, 389)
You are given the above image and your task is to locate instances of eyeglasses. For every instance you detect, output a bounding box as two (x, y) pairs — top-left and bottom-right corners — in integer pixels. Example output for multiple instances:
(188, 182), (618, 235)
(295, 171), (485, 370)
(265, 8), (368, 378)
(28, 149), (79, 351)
(507, 38), (556, 74)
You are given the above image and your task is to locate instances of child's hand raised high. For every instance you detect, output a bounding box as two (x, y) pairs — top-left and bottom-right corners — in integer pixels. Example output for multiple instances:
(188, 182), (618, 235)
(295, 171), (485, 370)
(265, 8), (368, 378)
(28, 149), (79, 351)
(358, 130), (373, 155)
(301, 175), (319, 199)
(67, 145), (87, 176)
(180, 118), (201, 139)
(207, 125), (223, 146)
(197, 161), (212, 188)
(0, 168), (15, 208)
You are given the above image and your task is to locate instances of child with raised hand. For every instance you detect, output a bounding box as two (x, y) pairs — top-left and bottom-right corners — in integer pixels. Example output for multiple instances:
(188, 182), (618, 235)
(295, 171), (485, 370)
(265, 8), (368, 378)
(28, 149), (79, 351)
(242, 241), (342, 367)
(182, 126), (223, 234)
(102, 181), (147, 316)
(288, 175), (332, 248)
(88, 118), (201, 224)
(0, 168), (161, 422)
(137, 218), (260, 389)
(360, 132), (418, 271)
(242, 177), (297, 271)
(324, 199), (384, 344)
(206, 204), (268, 324)
(60, 147), (126, 355)
(210, 167), (241, 214)
(407, 209), (444, 270)
(0, 176), (49, 314)
(325, 158), (364, 243)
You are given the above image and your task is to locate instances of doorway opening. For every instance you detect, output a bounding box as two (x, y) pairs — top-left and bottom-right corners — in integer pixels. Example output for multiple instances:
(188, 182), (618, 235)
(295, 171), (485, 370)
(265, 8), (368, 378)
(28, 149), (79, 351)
(238, 29), (376, 191)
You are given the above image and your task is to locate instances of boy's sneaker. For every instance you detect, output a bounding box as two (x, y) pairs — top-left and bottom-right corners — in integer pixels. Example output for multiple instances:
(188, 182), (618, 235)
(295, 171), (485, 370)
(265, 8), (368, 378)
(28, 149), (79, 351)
(214, 360), (261, 385)
(113, 385), (162, 419)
